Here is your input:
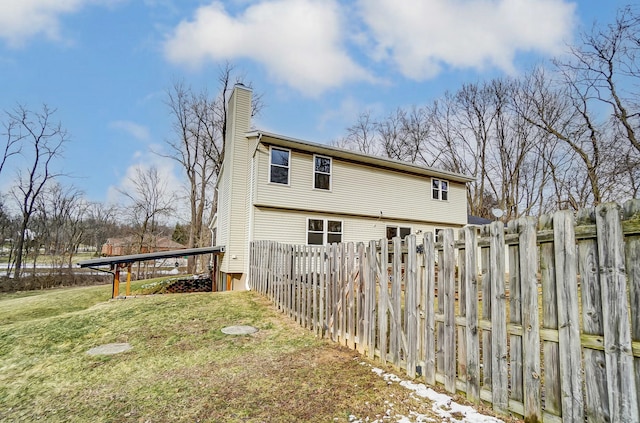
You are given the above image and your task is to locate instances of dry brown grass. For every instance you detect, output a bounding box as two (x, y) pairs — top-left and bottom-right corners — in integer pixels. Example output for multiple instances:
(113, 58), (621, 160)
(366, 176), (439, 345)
(0, 286), (518, 422)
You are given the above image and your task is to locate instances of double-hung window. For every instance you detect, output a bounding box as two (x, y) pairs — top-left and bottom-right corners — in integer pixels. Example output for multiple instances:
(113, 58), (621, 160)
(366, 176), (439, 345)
(269, 147), (290, 185)
(307, 219), (342, 245)
(314, 155), (331, 190)
(432, 178), (449, 200)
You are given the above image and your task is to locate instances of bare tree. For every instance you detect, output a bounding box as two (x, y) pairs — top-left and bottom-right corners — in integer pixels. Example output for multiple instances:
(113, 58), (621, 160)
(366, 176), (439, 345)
(332, 6), (640, 216)
(119, 166), (176, 278)
(84, 202), (119, 254)
(377, 108), (407, 161)
(563, 6), (640, 154)
(514, 66), (610, 208)
(0, 114), (23, 177)
(6, 105), (67, 279)
(163, 64), (263, 272)
(35, 183), (88, 270)
(333, 110), (379, 154)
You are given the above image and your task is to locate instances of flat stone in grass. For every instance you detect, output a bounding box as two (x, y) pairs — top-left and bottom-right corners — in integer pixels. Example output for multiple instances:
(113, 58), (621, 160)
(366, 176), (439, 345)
(87, 343), (132, 355)
(221, 325), (259, 335)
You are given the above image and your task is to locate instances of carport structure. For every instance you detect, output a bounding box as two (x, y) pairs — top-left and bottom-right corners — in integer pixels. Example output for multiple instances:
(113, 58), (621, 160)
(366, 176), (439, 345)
(77, 246), (225, 298)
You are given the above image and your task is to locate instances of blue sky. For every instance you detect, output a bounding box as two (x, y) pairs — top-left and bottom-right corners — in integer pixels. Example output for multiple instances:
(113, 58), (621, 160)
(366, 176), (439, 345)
(0, 0), (630, 205)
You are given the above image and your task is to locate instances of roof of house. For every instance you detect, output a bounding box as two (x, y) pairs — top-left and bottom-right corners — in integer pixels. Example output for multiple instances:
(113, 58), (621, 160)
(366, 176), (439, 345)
(248, 130), (475, 184)
(467, 215), (493, 225)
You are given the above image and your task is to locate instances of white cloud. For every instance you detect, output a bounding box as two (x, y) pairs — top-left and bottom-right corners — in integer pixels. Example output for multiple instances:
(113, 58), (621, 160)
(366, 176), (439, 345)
(109, 120), (151, 142)
(163, 0), (373, 97)
(0, 0), (120, 47)
(0, 1), (79, 47)
(358, 0), (577, 79)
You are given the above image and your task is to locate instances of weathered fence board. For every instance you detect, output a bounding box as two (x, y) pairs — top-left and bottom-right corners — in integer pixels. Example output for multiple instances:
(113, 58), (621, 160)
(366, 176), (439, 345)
(519, 217), (542, 421)
(507, 220), (524, 409)
(489, 221), (508, 414)
(406, 234), (418, 379)
(378, 240), (389, 365)
(623, 200), (640, 421)
(552, 211), (583, 422)
(463, 226), (479, 403)
(577, 207), (611, 422)
(595, 203), (639, 423)
(248, 199), (640, 423)
(423, 232), (436, 386)
(391, 237), (402, 367)
(442, 229), (456, 394)
(539, 215), (562, 418)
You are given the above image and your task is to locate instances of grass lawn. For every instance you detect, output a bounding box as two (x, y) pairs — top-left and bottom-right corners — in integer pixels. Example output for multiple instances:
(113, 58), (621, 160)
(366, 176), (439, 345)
(0, 284), (512, 422)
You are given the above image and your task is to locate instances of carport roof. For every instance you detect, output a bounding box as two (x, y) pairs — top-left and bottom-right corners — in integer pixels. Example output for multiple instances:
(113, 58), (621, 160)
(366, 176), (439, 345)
(77, 246), (225, 268)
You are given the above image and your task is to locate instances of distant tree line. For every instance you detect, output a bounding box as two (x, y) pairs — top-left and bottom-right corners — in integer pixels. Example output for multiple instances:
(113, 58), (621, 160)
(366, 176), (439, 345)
(0, 64), (260, 281)
(335, 5), (640, 220)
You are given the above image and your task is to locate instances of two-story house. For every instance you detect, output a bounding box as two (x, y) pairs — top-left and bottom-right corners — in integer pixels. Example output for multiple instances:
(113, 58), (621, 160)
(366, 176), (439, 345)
(213, 84), (474, 290)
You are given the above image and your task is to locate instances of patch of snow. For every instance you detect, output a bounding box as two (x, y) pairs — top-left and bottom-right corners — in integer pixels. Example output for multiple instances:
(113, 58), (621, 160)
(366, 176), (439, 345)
(348, 365), (505, 423)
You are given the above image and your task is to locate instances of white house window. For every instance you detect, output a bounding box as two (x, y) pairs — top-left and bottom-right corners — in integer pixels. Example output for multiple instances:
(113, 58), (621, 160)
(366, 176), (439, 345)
(314, 155), (331, 190)
(327, 220), (342, 243)
(270, 147), (290, 185)
(307, 219), (342, 245)
(432, 178), (449, 200)
(386, 226), (411, 240)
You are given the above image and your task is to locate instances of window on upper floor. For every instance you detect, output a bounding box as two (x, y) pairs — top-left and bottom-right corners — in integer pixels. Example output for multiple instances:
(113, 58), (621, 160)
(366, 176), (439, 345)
(432, 178), (449, 201)
(307, 218), (342, 245)
(314, 155), (331, 190)
(386, 226), (411, 240)
(269, 147), (290, 185)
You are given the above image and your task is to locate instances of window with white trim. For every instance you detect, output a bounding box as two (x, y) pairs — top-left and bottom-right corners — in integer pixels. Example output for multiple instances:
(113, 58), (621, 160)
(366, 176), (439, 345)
(307, 218), (342, 245)
(432, 178), (448, 200)
(386, 226), (411, 240)
(269, 147), (290, 185)
(314, 155), (331, 190)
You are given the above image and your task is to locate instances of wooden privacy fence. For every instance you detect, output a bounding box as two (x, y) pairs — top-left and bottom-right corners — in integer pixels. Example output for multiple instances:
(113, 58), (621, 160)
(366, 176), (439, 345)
(248, 201), (640, 423)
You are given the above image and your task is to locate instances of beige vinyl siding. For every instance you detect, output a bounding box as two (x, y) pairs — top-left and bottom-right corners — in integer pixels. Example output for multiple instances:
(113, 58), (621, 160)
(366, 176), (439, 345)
(254, 144), (467, 226)
(216, 163), (230, 248)
(252, 208), (463, 245)
(220, 86), (252, 274)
